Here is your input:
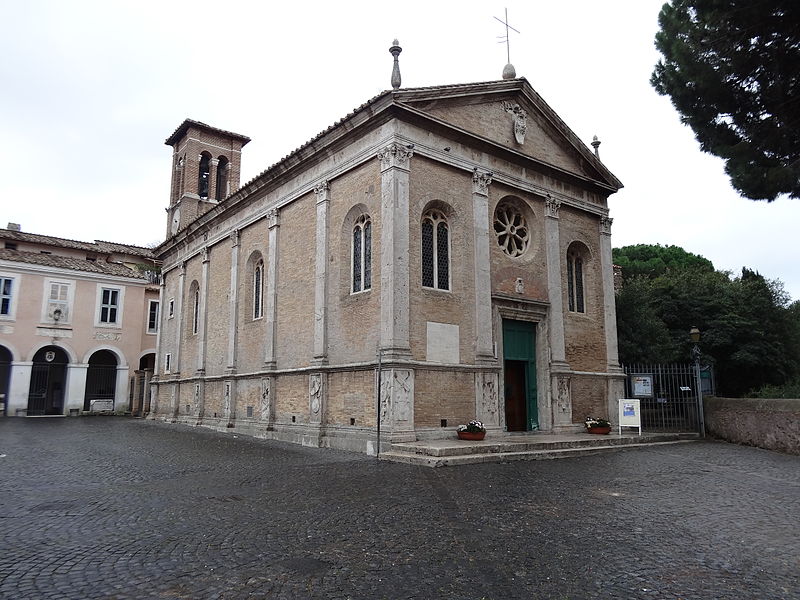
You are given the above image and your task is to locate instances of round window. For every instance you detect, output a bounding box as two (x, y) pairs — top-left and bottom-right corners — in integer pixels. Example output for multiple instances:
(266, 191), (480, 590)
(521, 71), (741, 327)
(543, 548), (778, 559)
(494, 202), (529, 257)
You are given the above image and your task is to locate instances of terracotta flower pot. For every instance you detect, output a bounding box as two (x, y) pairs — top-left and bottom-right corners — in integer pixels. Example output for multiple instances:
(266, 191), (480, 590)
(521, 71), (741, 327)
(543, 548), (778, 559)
(457, 430), (486, 441)
(586, 426), (611, 435)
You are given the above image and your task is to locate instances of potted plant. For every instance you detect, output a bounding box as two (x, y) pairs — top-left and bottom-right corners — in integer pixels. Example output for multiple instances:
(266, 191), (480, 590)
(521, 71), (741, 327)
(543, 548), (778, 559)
(457, 420), (487, 441)
(585, 416), (612, 435)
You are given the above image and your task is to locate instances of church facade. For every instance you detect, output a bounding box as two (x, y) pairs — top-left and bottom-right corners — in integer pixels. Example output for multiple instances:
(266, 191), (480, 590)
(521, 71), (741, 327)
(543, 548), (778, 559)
(150, 77), (624, 453)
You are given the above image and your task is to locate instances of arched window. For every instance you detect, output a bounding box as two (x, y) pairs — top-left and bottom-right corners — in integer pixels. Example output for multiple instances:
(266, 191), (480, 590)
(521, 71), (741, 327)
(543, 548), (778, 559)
(567, 244), (587, 313)
(198, 152), (211, 199)
(215, 156), (229, 201)
(422, 209), (449, 290)
(352, 214), (372, 293)
(253, 260), (264, 319)
(192, 286), (200, 334)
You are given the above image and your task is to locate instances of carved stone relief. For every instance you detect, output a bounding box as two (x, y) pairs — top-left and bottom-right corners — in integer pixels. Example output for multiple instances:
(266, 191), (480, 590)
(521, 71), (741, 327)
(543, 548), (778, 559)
(502, 101), (528, 144)
(556, 376), (571, 414)
(223, 382), (231, 418)
(313, 180), (329, 202)
(260, 378), (271, 422)
(479, 373), (499, 425)
(472, 168), (493, 196)
(309, 373), (323, 419)
(379, 369), (413, 425)
(544, 195), (561, 219)
(377, 143), (413, 171)
(266, 208), (279, 229)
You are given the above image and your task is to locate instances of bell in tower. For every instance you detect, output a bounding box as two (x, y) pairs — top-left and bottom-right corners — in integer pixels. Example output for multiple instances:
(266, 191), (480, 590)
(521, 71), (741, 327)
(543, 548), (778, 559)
(164, 119), (250, 238)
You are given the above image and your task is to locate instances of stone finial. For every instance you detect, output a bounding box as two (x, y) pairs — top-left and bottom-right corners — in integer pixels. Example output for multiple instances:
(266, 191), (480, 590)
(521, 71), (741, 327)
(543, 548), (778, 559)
(502, 63), (516, 79)
(591, 135), (601, 158)
(389, 39), (402, 90)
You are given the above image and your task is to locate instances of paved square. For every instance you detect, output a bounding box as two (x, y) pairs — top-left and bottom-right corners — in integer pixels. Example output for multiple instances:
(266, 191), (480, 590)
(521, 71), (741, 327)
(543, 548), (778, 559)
(0, 418), (797, 599)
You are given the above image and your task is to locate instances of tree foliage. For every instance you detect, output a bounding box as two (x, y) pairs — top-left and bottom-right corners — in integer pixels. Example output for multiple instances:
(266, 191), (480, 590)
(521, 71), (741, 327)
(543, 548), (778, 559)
(651, 1), (800, 201)
(613, 243), (713, 281)
(614, 244), (800, 396)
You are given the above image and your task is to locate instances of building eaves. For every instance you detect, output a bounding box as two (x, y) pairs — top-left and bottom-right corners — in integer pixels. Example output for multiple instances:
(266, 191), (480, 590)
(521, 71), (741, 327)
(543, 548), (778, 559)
(0, 229), (100, 252)
(94, 240), (156, 259)
(165, 119), (251, 147)
(0, 249), (146, 279)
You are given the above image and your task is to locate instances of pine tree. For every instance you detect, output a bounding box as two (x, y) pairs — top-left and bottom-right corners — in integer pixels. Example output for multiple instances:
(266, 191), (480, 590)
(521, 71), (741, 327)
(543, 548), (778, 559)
(651, 1), (800, 201)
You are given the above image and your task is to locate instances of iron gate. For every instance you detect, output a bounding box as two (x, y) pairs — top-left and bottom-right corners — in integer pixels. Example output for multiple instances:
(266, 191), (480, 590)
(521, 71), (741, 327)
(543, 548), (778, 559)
(28, 363), (51, 416)
(84, 365), (117, 411)
(622, 363), (715, 432)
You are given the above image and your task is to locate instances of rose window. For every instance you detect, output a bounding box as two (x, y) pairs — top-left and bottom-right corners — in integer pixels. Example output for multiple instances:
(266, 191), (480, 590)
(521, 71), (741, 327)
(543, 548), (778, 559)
(493, 203), (529, 257)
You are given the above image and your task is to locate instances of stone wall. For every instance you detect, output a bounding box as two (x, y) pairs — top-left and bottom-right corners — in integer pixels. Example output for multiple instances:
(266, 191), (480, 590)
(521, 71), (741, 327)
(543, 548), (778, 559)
(704, 397), (800, 455)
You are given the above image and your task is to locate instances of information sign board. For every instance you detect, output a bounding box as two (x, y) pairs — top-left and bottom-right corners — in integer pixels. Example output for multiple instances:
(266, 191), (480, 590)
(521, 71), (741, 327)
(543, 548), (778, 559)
(630, 374), (653, 398)
(618, 398), (642, 435)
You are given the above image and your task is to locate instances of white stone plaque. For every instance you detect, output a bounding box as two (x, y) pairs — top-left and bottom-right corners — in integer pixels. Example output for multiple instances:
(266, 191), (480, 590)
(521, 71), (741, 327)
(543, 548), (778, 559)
(426, 322), (459, 364)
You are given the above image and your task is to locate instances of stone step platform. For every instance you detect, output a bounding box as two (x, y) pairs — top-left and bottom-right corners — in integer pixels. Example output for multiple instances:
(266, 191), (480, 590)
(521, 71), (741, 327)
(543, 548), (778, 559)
(379, 431), (700, 467)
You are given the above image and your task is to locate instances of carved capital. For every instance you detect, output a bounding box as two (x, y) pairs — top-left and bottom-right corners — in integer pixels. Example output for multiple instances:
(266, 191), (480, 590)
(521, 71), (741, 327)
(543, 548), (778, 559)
(314, 180), (330, 204)
(377, 143), (413, 171)
(209, 158), (220, 167)
(179, 261), (187, 276)
(545, 195), (562, 219)
(599, 216), (613, 235)
(472, 168), (493, 196)
(230, 228), (240, 247)
(201, 246), (209, 263)
(502, 101), (528, 144)
(266, 208), (280, 229)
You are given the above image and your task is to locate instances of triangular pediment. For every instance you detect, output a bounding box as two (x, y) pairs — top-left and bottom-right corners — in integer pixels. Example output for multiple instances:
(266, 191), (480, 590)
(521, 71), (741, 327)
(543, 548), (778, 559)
(392, 79), (621, 190)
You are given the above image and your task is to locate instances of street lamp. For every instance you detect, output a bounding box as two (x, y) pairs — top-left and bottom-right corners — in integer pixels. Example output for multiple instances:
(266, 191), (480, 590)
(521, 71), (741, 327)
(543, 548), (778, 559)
(689, 326), (705, 438)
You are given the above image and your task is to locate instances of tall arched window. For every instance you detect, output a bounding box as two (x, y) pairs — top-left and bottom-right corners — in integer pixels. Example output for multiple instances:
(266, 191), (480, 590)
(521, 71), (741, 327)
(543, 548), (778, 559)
(352, 214), (371, 293)
(253, 260), (264, 319)
(198, 152), (211, 199)
(422, 209), (449, 290)
(567, 244), (587, 313)
(215, 156), (229, 201)
(192, 286), (200, 334)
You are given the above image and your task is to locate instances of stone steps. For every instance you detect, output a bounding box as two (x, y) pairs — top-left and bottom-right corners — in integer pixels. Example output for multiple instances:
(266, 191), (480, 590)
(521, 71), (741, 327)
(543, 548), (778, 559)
(379, 433), (699, 467)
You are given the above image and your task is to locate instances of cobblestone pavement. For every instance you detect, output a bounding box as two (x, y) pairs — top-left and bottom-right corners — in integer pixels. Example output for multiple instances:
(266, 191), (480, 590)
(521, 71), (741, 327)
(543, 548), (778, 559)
(0, 418), (797, 600)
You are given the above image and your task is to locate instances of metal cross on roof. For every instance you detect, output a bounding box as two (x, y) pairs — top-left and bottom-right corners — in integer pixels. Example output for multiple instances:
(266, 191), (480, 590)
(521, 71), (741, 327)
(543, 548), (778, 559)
(494, 8), (520, 66)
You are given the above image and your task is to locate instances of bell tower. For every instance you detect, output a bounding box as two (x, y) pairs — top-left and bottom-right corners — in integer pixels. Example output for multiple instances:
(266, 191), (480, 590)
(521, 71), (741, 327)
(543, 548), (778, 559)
(165, 119), (250, 238)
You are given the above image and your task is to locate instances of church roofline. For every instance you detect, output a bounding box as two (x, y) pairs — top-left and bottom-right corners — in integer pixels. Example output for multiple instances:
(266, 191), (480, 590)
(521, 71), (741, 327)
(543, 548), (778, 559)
(158, 78), (622, 255)
(165, 118), (251, 147)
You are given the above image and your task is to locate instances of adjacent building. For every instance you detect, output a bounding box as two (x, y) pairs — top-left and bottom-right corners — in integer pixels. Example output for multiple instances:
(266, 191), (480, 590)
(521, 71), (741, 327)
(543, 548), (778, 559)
(150, 75), (625, 453)
(0, 225), (160, 417)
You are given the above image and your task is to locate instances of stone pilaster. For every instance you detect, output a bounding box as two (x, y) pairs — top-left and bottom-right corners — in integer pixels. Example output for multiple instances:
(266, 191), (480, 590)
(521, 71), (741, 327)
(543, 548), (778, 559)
(264, 208), (280, 368)
(599, 215), (626, 423)
(197, 246), (210, 373)
(313, 181), (330, 365)
(378, 143), (413, 359)
(544, 195), (571, 429)
(472, 169), (495, 364)
(227, 230), (240, 373)
(174, 262), (186, 375)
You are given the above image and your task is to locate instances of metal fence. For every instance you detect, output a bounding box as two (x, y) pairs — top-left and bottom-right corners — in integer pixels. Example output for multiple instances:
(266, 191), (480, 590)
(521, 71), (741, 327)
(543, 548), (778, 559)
(622, 363), (715, 433)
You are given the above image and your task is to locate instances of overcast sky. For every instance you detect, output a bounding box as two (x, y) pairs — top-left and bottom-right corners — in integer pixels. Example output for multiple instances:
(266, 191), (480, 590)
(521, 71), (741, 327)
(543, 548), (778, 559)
(2, 0), (798, 302)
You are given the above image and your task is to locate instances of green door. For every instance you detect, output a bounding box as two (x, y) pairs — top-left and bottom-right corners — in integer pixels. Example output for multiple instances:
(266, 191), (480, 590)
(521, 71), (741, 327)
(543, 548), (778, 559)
(502, 319), (538, 430)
